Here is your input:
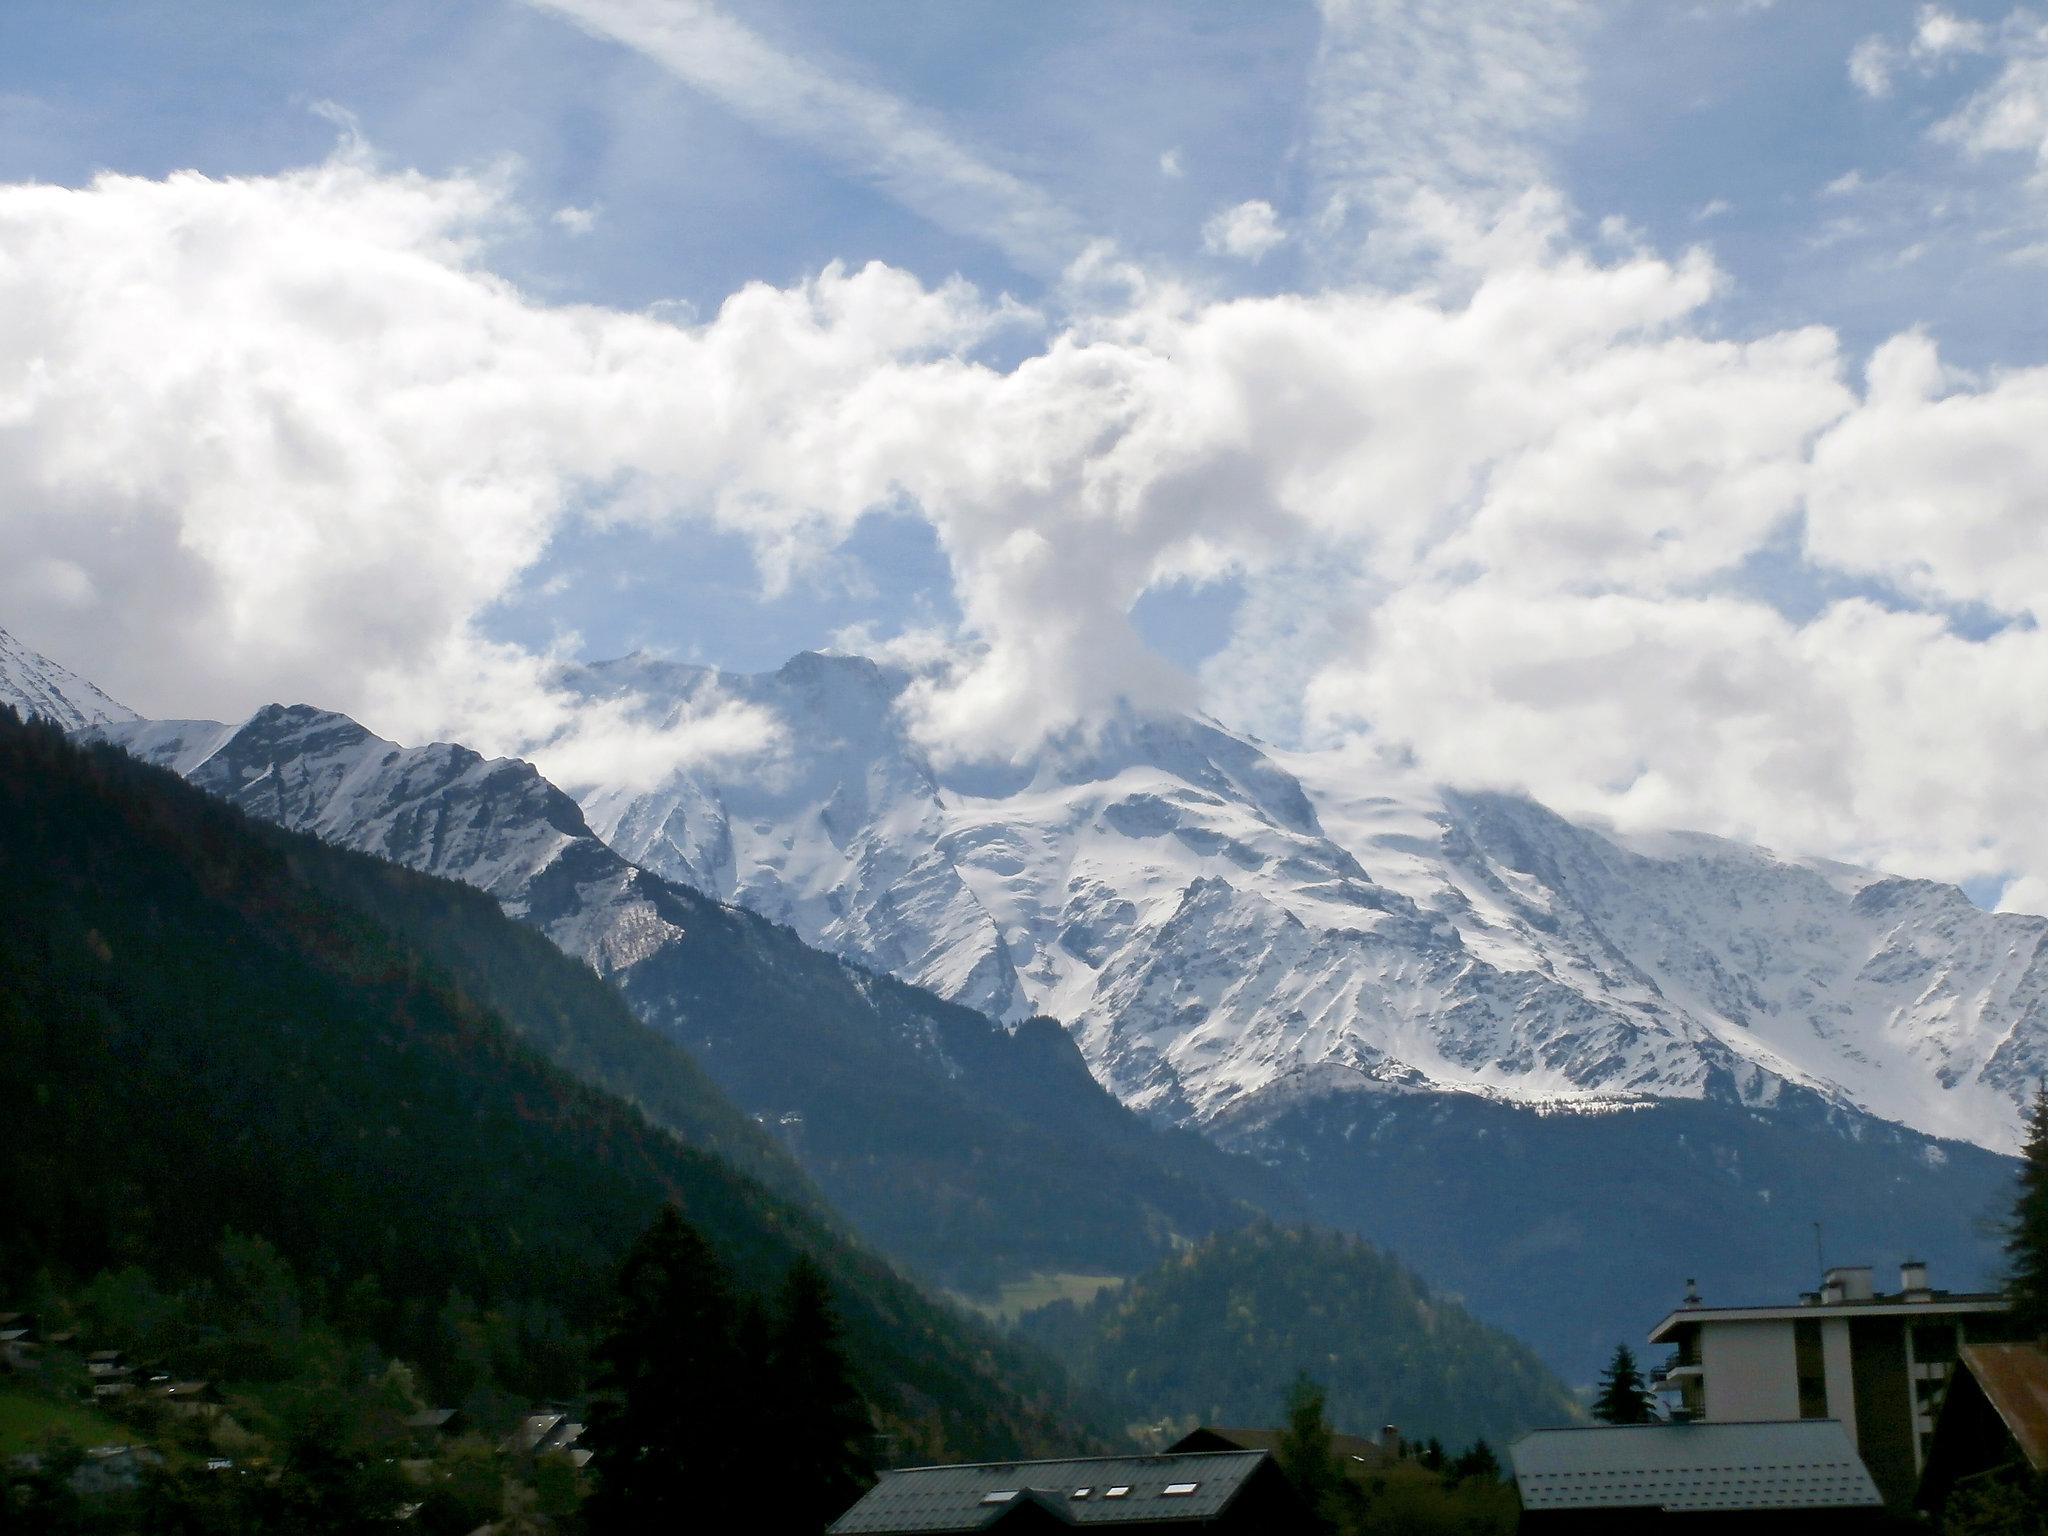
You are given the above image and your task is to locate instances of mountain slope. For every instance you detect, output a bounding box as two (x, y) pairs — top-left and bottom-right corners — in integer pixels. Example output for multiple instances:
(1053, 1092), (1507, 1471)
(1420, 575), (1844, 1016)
(554, 651), (2048, 1155)
(1019, 1221), (1579, 1450)
(0, 625), (136, 732)
(94, 699), (1282, 1295)
(0, 706), (1100, 1459)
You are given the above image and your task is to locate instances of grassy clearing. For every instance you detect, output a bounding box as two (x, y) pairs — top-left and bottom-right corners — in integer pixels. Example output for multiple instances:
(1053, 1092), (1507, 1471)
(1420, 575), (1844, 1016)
(0, 1380), (133, 1456)
(956, 1271), (1125, 1323)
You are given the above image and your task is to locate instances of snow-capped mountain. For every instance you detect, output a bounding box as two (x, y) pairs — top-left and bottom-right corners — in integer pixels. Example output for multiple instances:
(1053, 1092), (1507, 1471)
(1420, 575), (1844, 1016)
(557, 651), (2048, 1155)
(0, 626), (137, 732)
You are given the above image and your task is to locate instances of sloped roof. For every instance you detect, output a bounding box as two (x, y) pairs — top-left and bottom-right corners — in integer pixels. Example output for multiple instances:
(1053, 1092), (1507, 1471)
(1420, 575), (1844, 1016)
(1511, 1421), (1882, 1513)
(1168, 1425), (1391, 1468)
(829, 1450), (1270, 1532)
(1960, 1343), (2048, 1471)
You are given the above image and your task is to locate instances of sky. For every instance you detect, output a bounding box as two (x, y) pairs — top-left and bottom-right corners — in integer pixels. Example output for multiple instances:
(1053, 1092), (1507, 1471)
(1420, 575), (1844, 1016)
(3, 1), (2048, 911)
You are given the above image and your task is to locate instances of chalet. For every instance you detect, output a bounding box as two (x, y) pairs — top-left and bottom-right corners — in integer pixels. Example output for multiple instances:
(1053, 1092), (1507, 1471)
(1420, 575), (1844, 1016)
(1648, 1260), (2011, 1509)
(1916, 1340), (2048, 1521)
(829, 1450), (1313, 1535)
(1510, 1420), (1887, 1533)
(156, 1380), (221, 1418)
(1167, 1423), (1405, 1475)
(503, 1409), (589, 1467)
(85, 1350), (136, 1398)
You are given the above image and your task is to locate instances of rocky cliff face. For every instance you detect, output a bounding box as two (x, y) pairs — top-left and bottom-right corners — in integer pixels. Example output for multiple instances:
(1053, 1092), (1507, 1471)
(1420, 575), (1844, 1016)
(551, 650), (2048, 1154)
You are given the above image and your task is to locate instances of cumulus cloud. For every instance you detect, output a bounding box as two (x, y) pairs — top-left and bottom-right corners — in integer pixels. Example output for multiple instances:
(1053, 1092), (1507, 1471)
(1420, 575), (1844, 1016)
(1850, 5), (1993, 98)
(1934, 11), (2048, 177)
(7, 135), (2048, 898)
(1202, 199), (1287, 261)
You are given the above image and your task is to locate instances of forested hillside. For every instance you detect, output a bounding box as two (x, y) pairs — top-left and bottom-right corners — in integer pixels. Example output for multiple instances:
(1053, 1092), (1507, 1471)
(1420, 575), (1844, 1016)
(0, 708), (1101, 1461)
(1019, 1222), (1578, 1449)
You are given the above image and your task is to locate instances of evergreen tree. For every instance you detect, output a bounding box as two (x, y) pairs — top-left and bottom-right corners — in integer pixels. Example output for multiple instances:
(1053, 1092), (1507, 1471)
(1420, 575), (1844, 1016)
(1275, 1372), (1347, 1532)
(2009, 1084), (2048, 1338)
(768, 1256), (874, 1532)
(1591, 1342), (1656, 1424)
(1450, 1439), (1501, 1482)
(583, 1205), (746, 1533)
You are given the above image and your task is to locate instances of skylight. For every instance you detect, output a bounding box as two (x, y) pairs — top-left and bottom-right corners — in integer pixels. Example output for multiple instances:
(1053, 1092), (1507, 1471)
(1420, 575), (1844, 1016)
(1105, 1486), (1130, 1498)
(980, 1491), (1017, 1505)
(1163, 1482), (1199, 1496)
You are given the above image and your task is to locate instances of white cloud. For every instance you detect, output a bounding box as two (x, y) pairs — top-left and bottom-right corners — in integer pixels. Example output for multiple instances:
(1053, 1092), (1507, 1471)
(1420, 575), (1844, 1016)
(8, 143), (2048, 897)
(1692, 198), (1732, 222)
(1304, 0), (1595, 277)
(524, 0), (1086, 275)
(552, 203), (597, 234)
(1158, 148), (1184, 179)
(1201, 199), (1287, 261)
(1851, 7), (1993, 99)
(1934, 12), (2048, 178)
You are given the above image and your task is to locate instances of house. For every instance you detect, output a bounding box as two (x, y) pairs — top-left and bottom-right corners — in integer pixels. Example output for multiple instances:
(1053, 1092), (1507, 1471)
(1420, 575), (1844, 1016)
(1647, 1259), (2011, 1508)
(828, 1450), (1313, 1534)
(1510, 1420), (1887, 1532)
(502, 1409), (589, 1467)
(85, 1350), (136, 1398)
(1915, 1341), (2048, 1521)
(1167, 1423), (1405, 1475)
(156, 1380), (221, 1418)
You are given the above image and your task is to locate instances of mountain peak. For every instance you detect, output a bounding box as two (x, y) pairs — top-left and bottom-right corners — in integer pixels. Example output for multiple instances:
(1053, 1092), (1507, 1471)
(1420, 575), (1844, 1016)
(0, 626), (137, 732)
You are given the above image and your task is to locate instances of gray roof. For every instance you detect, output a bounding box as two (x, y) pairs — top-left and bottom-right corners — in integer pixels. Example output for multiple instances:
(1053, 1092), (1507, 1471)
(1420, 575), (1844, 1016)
(1510, 1421), (1882, 1513)
(829, 1450), (1270, 1532)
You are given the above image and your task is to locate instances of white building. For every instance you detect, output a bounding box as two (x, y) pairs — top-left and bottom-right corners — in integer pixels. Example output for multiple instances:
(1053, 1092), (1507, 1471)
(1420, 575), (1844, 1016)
(1647, 1260), (2010, 1510)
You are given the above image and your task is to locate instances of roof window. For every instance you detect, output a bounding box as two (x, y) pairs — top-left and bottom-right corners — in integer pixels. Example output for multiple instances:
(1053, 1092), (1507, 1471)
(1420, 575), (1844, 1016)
(1163, 1482), (1199, 1496)
(1105, 1486), (1130, 1498)
(981, 1491), (1017, 1505)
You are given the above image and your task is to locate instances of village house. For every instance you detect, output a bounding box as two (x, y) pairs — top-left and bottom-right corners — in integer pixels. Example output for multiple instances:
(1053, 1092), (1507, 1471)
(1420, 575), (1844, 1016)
(1915, 1340), (2048, 1521)
(829, 1450), (1313, 1535)
(1647, 1259), (2011, 1509)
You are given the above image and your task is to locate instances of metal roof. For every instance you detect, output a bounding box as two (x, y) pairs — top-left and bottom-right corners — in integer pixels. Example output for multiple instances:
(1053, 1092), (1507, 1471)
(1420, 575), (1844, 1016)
(1510, 1421), (1882, 1513)
(828, 1450), (1270, 1532)
(1960, 1342), (2048, 1471)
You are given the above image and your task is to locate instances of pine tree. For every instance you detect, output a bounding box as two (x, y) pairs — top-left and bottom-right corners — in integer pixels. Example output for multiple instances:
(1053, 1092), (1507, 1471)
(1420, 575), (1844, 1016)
(2008, 1084), (2048, 1338)
(1450, 1439), (1501, 1482)
(583, 1205), (746, 1533)
(767, 1255), (874, 1532)
(1275, 1372), (1347, 1533)
(1591, 1342), (1656, 1424)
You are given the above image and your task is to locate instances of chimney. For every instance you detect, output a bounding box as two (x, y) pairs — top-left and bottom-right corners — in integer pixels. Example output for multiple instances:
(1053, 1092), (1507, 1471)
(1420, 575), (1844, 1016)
(1824, 1265), (1873, 1302)
(1381, 1425), (1401, 1458)
(1683, 1278), (1702, 1308)
(1900, 1259), (1931, 1300)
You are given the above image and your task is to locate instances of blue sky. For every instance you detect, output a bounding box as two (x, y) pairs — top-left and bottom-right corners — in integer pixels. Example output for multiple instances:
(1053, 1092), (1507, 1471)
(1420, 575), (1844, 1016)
(4, 0), (2048, 908)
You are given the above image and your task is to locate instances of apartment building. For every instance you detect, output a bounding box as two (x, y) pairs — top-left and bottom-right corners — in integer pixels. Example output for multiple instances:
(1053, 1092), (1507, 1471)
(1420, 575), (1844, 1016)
(1648, 1260), (2012, 1509)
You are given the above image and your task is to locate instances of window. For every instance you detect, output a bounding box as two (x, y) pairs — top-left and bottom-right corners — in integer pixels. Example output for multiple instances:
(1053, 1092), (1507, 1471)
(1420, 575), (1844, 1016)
(1105, 1486), (1130, 1498)
(1794, 1319), (1827, 1419)
(1163, 1483), (1199, 1496)
(980, 1492), (1017, 1505)
(1071, 1489), (1091, 1499)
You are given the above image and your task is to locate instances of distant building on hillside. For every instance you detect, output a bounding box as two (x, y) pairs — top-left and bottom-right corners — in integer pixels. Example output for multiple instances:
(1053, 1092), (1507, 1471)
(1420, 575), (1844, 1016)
(1916, 1341), (2048, 1521)
(1510, 1420), (1885, 1532)
(828, 1449), (1312, 1534)
(1648, 1259), (2012, 1509)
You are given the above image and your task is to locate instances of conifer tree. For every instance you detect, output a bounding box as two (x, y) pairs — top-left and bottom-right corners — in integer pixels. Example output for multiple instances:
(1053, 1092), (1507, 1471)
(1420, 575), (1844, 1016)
(583, 1205), (746, 1533)
(1591, 1342), (1656, 1424)
(768, 1255), (874, 1532)
(2009, 1084), (2048, 1338)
